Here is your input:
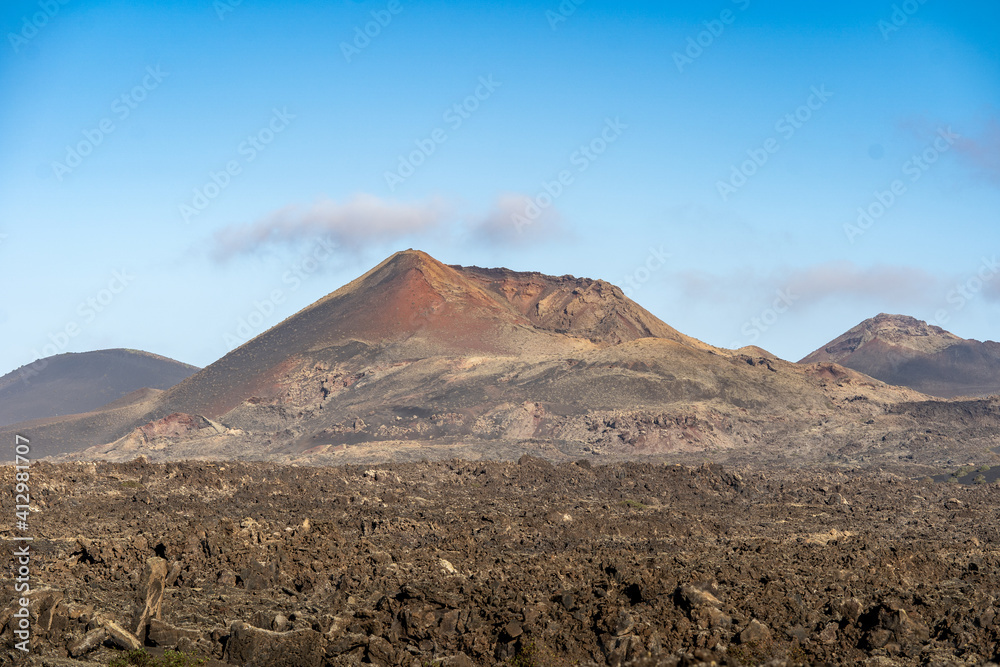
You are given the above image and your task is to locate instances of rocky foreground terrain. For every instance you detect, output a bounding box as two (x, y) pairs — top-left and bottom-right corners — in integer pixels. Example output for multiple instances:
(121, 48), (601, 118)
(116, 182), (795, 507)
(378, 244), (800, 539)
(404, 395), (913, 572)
(2, 458), (999, 666)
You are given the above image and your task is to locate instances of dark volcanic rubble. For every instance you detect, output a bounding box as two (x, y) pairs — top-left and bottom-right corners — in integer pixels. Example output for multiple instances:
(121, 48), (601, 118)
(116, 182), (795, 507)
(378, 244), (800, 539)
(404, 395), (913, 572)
(2, 459), (999, 666)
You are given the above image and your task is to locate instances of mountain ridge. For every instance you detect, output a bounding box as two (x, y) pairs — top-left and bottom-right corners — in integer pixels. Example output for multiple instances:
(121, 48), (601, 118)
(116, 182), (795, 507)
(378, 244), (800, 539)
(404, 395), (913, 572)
(4, 253), (999, 470)
(800, 313), (1000, 398)
(0, 348), (198, 428)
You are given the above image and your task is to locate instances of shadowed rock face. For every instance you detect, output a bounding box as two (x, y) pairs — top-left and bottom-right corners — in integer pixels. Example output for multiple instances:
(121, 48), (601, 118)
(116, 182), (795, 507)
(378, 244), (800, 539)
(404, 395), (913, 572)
(0, 349), (198, 428)
(800, 313), (1000, 398)
(452, 264), (710, 348)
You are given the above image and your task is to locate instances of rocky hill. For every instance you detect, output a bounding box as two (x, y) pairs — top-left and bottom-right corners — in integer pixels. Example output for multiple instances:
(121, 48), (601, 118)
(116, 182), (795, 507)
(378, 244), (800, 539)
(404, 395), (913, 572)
(0, 349), (198, 428)
(800, 313), (1000, 398)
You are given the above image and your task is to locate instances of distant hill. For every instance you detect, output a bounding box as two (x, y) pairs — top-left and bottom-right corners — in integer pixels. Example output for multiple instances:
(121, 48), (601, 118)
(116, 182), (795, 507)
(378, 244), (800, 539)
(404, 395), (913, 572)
(799, 313), (1000, 398)
(0, 349), (199, 428)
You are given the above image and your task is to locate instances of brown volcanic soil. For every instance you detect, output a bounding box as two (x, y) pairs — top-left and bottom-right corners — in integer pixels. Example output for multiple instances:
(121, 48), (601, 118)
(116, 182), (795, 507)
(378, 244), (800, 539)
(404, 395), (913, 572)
(58, 345), (1000, 479)
(2, 459), (1000, 666)
(0, 391), (165, 461)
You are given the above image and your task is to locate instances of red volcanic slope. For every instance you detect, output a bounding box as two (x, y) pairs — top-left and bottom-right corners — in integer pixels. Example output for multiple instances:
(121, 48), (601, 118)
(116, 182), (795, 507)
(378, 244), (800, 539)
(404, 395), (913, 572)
(454, 264), (712, 349)
(160, 250), (667, 418)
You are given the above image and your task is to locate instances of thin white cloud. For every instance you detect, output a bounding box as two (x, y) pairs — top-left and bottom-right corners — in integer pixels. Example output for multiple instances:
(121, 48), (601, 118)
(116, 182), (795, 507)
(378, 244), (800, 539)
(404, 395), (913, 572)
(212, 192), (569, 258)
(466, 192), (565, 246)
(212, 194), (452, 260)
(786, 262), (937, 305)
(900, 114), (1000, 186)
(673, 261), (939, 308)
(979, 268), (1000, 303)
(953, 116), (1000, 186)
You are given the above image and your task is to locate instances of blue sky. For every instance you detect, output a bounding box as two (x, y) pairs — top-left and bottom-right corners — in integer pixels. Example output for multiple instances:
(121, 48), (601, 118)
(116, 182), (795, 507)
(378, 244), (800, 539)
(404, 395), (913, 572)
(1, 0), (998, 374)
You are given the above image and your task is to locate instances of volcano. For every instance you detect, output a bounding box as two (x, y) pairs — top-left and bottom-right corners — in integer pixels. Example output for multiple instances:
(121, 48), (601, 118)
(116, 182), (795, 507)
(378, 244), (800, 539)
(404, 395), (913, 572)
(0, 348), (198, 428)
(800, 313), (1000, 398)
(7, 252), (1000, 468)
